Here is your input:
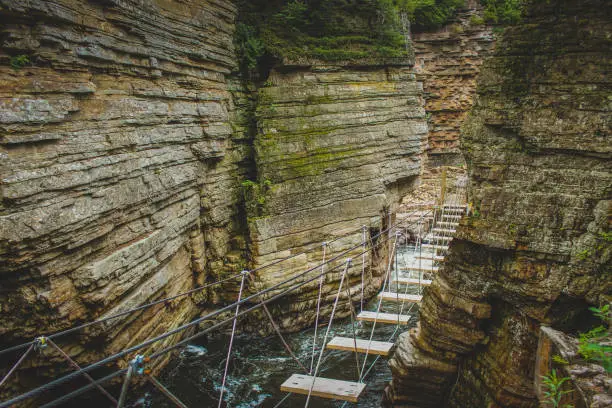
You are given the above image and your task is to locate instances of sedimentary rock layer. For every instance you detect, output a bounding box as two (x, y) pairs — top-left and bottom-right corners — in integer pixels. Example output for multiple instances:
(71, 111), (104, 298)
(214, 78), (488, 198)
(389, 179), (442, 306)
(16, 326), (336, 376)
(386, 0), (611, 406)
(0, 0), (430, 401)
(412, 2), (494, 160)
(0, 0), (248, 396)
(246, 64), (428, 329)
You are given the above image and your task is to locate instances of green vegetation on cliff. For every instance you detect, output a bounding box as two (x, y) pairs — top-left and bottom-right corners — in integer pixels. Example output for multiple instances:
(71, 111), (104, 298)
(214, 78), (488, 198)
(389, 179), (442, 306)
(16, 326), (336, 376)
(234, 0), (534, 74)
(235, 0), (411, 72)
(480, 0), (526, 24)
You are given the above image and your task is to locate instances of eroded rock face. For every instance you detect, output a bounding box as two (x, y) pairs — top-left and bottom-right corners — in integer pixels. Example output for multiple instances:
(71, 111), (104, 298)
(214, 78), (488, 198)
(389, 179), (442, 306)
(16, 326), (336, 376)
(0, 0), (430, 399)
(246, 64), (428, 329)
(412, 1), (494, 162)
(386, 0), (611, 406)
(0, 0), (249, 394)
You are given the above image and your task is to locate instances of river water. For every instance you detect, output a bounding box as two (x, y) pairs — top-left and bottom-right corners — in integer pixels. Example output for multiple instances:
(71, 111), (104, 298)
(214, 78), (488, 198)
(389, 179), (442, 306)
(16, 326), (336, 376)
(123, 245), (431, 408)
(134, 298), (420, 408)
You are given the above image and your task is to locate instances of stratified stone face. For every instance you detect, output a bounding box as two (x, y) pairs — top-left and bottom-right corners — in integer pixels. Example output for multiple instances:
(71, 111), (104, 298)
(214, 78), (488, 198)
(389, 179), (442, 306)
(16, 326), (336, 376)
(0, 0), (431, 399)
(387, 0), (611, 407)
(247, 65), (428, 329)
(0, 0), (248, 393)
(412, 3), (495, 160)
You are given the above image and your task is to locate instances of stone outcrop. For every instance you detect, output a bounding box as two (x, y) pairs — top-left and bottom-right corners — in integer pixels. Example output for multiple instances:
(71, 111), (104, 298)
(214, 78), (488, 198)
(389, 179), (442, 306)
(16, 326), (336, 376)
(246, 64), (428, 329)
(0, 0), (429, 400)
(0, 0), (249, 396)
(412, 1), (494, 163)
(386, 0), (611, 406)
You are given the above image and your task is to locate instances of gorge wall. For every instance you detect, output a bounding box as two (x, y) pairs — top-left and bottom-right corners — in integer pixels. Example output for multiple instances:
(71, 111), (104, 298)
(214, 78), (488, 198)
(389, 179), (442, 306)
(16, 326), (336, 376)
(247, 64), (427, 329)
(0, 0), (248, 394)
(0, 0), (427, 398)
(412, 1), (494, 163)
(386, 0), (611, 407)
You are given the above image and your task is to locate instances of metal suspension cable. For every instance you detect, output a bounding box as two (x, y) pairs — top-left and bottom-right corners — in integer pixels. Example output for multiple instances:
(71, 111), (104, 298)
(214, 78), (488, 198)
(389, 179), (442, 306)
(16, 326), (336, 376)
(39, 369), (127, 408)
(0, 345), (33, 389)
(309, 242), (326, 375)
(21, 260), (348, 408)
(359, 231), (399, 381)
(272, 393), (292, 408)
(33, 232), (400, 408)
(46, 339), (117, 405)
(360, 225), (367, 313)
(0, 272), (244, 358)
(304, 260), (351, 408)
(149, 229), (402, 362)
(116, 363), (134, 408)
(218, 272), (247, 408)
(339, 302), (420, 408)
(148, 375), (189, 408)
(0, 211), (412, 359)
(343, 270), (362, 381)
(36, 261), (345, 408)
(248, 274), (309, 374)
(1, 214), (419, 407)
(24, 228), (403, 408)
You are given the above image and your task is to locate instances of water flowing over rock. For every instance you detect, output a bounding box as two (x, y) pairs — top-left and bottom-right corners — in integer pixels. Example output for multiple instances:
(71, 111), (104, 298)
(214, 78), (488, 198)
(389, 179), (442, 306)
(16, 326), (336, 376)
(386, 0), (611, 406)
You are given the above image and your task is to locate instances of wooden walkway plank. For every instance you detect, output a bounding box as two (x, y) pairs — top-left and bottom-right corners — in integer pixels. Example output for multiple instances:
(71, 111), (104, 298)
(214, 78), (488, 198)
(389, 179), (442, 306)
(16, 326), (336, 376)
(416, 254), (445, 260)
(357, 311), (410, 325)
(429, 235), (452, 241)
(442, 204), (467, 209)
(326, 336), (394, 356)
(393, 277), (432, 286)
(416, 255), (445, 261)
(400, 266), (439, 272)
(280, 374), (365, 403)
(432, 228), (456, 234)
(441, 207), (465, 213)
(421, 244), (449, 250)
(377, 292), (423, 303)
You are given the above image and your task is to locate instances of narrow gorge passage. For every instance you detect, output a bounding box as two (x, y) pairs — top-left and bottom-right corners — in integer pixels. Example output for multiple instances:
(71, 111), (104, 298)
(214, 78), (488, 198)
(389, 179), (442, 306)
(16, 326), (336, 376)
(1, 0), (610, 407)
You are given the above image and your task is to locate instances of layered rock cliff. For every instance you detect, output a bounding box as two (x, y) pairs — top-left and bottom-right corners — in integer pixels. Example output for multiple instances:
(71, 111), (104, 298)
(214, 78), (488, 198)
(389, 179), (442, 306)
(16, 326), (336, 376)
(412, 1), (494, 163)
(0, 0), (247, 395)
(247, 64), (427, 329)
(0, 0), (427, 398)
(386, 0), (611, 406)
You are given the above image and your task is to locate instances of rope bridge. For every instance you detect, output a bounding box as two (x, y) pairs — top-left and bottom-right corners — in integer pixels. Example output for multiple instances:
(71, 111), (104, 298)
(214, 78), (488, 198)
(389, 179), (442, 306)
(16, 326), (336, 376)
(0, 189), (467, 407)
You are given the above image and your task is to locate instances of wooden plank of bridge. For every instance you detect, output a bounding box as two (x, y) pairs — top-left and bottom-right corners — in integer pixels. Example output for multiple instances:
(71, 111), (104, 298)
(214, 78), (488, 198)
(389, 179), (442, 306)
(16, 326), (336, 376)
(393, 277), (432, 286)
(357, 311), (410, 325)
(421, 244), (449, 250)
(378, 292), (422, 303)
(437, 221), (459, 227)
(400, 266), (439, 272)
(326, 336), (394, 356)
(432, 228), (456, 234)
(429, 235), (452, 241)
(442, 214), (462, 219)
(416, 255), (445, 261)
(280, 374), (365, 403)
(442, 207), (465, 213)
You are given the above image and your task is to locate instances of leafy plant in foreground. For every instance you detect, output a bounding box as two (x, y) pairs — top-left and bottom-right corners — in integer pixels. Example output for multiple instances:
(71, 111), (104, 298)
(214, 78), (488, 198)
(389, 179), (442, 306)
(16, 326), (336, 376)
(578, 305), (611, 373)
(541, 369), (573, 408)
